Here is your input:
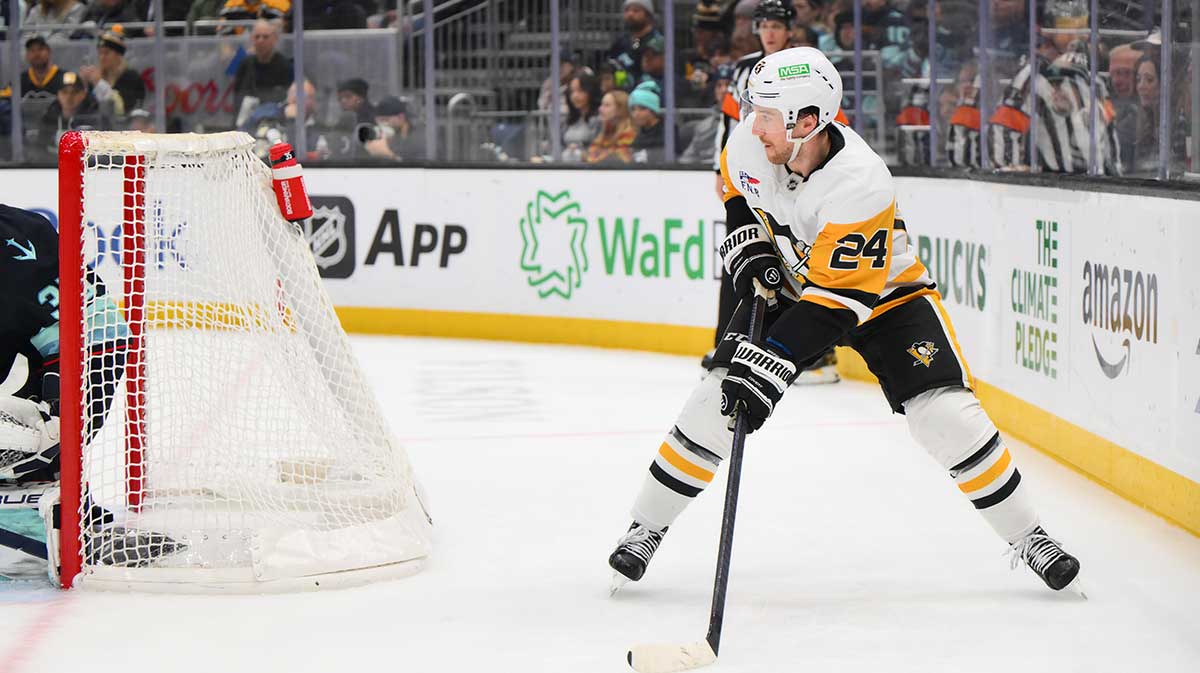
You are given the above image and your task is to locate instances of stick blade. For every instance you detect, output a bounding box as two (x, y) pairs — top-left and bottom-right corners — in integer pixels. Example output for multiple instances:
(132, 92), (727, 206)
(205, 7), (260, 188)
(626, 640), (717, 673)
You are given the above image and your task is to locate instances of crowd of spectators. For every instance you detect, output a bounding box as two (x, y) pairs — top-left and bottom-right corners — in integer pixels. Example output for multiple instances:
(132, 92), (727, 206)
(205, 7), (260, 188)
(533, 0), (940, 166)
(522, 0), (1193, 176)
(0, 0), (426, 162)
(0, 0), (1195, 175)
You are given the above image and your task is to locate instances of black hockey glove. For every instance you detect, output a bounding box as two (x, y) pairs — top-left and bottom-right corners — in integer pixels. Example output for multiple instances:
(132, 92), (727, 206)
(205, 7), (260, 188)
(719, 223), (784, 298)
(720, 341), (796, 432)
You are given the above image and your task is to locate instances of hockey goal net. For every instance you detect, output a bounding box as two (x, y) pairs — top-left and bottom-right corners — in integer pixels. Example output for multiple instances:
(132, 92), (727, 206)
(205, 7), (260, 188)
(57, 131), (431, 592)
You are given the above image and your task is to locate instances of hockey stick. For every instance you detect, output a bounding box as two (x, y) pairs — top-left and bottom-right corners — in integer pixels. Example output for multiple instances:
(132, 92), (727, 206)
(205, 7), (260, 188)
(626, 283), (770, 673)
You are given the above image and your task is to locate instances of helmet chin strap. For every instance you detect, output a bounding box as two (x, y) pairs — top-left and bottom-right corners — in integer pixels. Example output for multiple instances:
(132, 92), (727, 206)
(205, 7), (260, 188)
(786, 123), (823, 163)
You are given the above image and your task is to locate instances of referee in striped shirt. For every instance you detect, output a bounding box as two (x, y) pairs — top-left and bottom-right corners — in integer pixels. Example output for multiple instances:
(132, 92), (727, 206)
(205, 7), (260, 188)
(986, 0), (1121, 174)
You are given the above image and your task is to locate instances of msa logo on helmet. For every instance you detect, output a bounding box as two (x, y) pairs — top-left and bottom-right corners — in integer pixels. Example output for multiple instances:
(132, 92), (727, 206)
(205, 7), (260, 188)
(778, 64), (811, 79)
(738, 171), (761, 196)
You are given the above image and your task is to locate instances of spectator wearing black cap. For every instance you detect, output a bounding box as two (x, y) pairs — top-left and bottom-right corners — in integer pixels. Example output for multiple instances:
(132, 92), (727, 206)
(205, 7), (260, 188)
(80, 29), (147, 117)
(20, 36), (66, 97)
(23, 0), (87, 43)
(364, 96), (426, 161)
(607, 0), (663, 92)
(336, 78), (375, 125)
(38, 71), (109, 158)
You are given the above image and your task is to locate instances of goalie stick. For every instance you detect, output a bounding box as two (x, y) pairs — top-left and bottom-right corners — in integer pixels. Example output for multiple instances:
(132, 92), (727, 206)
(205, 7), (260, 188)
(626, 283), (770, 673)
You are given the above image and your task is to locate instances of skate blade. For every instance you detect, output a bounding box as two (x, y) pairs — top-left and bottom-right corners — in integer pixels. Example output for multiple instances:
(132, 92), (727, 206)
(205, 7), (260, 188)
(610, 572), (631, 597)
(1063, 576), (1088, 600)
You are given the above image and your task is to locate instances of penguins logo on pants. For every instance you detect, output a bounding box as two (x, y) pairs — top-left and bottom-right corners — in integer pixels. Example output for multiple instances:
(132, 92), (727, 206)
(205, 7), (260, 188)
(907, 341), (939, 367)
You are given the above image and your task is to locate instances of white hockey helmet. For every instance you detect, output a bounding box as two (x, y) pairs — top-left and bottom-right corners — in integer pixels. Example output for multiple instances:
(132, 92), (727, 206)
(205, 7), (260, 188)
(743, 47), (843, 161)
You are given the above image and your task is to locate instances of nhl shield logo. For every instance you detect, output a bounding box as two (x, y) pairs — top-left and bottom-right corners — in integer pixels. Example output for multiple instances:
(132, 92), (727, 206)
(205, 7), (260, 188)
(303, 196), (356, 279)
(306, 205), (348, 269)
(907, 341), (939, 367)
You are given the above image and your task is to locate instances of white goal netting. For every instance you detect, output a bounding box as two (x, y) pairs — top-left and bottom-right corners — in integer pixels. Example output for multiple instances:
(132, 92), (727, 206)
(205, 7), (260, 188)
(61, 132), (431, 591)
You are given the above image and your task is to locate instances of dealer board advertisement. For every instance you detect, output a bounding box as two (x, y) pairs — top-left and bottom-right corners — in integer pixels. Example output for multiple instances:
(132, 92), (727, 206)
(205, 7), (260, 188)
(896, 178), (1199, 483)
(4, 167), (1197, 485)
(302, 168), (727, 328)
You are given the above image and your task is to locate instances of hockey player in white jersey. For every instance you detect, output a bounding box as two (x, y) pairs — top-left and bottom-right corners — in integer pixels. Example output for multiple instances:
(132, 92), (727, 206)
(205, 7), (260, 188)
(704, 0), (842, 385)
(608, 47), (1082, 595)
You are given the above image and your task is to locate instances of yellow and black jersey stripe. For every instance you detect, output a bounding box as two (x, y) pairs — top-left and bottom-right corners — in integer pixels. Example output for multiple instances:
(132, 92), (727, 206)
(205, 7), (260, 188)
(800, 200), (896, 323)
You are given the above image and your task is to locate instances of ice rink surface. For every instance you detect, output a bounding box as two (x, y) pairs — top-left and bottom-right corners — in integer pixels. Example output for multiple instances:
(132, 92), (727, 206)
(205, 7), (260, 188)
(2, 335), (1199, 673)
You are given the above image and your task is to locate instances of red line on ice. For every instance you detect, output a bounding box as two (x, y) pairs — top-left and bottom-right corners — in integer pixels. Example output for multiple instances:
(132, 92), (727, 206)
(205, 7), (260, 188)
(0, 594), (72, 673)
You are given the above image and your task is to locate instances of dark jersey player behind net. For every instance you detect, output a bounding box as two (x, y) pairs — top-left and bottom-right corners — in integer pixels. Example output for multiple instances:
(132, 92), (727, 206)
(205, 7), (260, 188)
(0, 204), (184, 583)
(607, 48), (1083, 598)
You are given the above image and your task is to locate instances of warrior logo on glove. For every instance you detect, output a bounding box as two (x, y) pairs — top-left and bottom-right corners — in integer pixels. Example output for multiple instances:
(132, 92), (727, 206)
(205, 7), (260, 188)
(719, 223), (785, 298)
(720, 342), (797, 431)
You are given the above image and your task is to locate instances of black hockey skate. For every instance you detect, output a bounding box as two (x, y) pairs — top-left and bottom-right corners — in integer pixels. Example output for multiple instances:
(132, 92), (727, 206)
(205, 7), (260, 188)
(1009, 526), (1081, 592)
(608, 522), (666, 595)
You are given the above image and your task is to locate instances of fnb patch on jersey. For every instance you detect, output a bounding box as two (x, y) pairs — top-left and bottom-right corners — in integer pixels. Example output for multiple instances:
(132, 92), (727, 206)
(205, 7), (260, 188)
(738, 171), (761, 195)
(778, 64), (811, 78)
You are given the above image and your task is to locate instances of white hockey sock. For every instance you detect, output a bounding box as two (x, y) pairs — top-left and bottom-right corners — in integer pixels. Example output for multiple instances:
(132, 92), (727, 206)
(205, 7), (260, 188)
(948, 433), (1039, 543)
(631, 372), (731, 531)
(905, 387), (1038, 544)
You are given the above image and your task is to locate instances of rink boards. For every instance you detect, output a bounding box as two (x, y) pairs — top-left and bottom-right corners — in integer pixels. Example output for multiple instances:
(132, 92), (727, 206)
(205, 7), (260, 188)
(2, 166), (1197, 536)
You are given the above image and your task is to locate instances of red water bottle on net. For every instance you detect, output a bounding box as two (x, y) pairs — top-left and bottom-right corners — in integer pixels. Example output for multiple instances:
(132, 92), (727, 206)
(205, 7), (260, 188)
(269, 143), (314, 222)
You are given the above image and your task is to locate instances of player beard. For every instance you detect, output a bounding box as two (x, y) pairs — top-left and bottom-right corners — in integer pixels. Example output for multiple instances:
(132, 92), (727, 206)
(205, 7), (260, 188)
(760, 138), (794, 165)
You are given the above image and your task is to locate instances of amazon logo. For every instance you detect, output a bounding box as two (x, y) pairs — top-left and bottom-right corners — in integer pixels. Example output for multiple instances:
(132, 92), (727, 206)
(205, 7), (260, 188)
(1080, 262), (1159, 379)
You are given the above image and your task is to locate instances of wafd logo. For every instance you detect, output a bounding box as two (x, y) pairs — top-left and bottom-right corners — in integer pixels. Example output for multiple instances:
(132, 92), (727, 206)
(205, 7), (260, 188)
(519, 190), (589, 299)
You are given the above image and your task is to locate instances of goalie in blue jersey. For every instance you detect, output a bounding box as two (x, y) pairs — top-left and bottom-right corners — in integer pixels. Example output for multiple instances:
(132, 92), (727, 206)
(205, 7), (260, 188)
(0, 204), (184, 585)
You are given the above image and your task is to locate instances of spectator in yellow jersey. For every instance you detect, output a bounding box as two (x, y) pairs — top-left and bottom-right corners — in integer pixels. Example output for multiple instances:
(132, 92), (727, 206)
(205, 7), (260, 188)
(221, 0), (289, 21)
(20, 36), (65, 97)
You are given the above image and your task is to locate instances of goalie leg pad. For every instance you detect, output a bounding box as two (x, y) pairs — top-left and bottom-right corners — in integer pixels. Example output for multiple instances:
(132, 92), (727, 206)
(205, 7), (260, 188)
(0, 396), (60, 482)
(632, 371), (731, 531)
(38, 485), (61, 586)
(904, 386), (1038, 542)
